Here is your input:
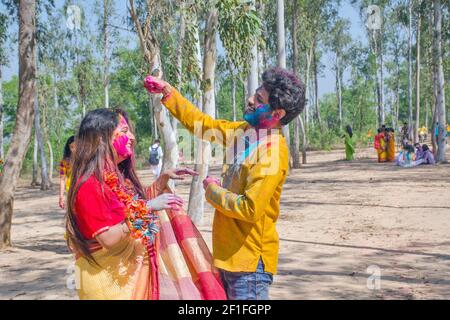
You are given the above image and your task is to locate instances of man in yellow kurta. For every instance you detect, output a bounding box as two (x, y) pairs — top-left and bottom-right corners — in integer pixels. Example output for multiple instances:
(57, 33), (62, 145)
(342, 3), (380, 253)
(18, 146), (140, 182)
(144, 68), (305, 300)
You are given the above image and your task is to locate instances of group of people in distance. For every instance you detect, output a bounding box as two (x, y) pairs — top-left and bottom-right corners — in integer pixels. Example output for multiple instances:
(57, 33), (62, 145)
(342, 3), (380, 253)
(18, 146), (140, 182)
(396, 142), (435, 168)
(374, 125), (396, 163)
(373, 122), (436, 168)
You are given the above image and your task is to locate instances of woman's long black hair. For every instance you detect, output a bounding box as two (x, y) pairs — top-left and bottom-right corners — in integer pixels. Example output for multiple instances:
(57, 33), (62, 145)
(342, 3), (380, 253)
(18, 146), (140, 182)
(114, 107), (145, 199)
(66, 108), (147, 265)
(63, 136), (75, 161)
(346, 125), (353, 138)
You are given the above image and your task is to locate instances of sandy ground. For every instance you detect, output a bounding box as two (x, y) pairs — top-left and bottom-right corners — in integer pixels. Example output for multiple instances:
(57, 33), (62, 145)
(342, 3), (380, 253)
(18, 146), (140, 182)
(0, 146), (449, 300)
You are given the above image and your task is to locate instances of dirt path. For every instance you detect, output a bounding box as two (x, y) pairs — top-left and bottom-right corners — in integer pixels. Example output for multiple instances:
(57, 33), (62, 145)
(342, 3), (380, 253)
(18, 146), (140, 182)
(1, 147), (449, 300)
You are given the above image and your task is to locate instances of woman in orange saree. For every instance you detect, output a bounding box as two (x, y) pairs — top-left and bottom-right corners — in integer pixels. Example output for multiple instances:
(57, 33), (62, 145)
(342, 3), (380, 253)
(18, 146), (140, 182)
(67, 108), (226, 300)
(386, 128), (396, 162)
(374, 128), (386, 162)
(378, 131), (387, 162)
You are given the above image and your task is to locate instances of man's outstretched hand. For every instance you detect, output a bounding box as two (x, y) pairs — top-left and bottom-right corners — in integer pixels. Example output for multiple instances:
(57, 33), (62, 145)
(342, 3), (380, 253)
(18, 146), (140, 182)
(144, 75), (168, 94)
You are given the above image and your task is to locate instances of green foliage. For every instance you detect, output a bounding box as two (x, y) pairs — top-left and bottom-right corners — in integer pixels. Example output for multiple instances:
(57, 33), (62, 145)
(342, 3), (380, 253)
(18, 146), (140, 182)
(217, 0), (262, 75)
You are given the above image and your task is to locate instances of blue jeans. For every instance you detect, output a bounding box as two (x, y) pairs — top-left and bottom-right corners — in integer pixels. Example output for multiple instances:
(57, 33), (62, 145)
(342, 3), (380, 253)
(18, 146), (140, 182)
(219, 258), (273, 300)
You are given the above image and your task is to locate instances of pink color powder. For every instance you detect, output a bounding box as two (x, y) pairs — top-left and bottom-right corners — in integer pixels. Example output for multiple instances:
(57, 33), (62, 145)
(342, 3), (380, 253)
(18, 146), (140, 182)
(113, 133), (131, 158)
(144, 76), (165, 94)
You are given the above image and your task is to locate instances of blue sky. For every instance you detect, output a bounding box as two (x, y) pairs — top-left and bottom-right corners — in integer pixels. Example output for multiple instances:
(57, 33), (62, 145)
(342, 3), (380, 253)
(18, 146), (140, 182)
(1, 0), (367, 99)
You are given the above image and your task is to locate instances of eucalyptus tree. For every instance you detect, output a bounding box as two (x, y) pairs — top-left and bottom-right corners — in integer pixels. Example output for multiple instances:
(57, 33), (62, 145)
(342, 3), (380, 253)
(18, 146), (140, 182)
(0, 12), (7, 160)
(433, 0), (447, 162)
(325, 17), (352, 129)
(290, 0), (307, 167)
(0, 0), (37, 248)
(352, 0), (390, 127)
(95, 0), (116, 109)
(128, 0), (179, 173)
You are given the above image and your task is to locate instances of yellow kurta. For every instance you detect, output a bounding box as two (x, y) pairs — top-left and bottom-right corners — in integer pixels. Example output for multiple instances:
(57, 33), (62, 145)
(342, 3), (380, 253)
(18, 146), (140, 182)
(162, 89), (289, 275)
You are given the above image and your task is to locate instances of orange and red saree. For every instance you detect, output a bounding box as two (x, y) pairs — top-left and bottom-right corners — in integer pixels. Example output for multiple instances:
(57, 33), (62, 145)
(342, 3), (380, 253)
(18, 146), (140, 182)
(74, 178), (226, 300)
(386, 132), (396, 162)
(375, 133), (387, 162)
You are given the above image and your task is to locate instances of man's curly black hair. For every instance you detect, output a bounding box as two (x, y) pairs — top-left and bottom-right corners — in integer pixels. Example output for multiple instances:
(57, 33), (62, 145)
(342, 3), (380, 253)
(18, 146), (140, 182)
(262, 67), (306, 126)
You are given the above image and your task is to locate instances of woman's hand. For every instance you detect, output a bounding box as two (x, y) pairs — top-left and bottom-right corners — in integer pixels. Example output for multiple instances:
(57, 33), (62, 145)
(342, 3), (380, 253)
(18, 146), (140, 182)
(59, 196), (65, 209)
(146, 193), (184, 211)
(203, 176), (221, 191)
(163, 167), (199, 180)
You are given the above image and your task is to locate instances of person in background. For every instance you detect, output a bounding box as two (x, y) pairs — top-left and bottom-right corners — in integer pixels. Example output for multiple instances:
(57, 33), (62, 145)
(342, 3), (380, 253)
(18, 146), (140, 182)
(401, 122), (409, 148)
(419, 144), (435, 165)
(386, 128), (396, 162)
(414, 143), (423, 160)
(343, 125), (355, 161)
(366, 128), (373, 148)
(397, 144), (422, 168)
(419, 126), (427, 143)
(59, 135), (76, 209)
(376, 128), (387, 163)
(149, 139), (163, 178)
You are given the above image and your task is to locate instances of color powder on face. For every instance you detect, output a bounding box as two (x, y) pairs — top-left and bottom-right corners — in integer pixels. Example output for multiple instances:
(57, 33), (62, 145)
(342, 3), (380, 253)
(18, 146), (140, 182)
(113, 116), (133, 159)
(244, 104), (277, 129)
(113, 133), (130, 158)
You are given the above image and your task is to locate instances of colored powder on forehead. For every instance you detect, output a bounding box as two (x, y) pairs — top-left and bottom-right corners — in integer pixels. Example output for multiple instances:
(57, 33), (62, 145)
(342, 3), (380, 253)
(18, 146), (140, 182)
(119, 115), (128, 127)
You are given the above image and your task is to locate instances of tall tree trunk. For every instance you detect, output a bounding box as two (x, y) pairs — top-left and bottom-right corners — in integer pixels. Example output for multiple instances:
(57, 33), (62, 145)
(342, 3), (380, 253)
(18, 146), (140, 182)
(129, 0), (179, 174)
(395, 55), (400, 131)
(34, 87), (50, 190)
(313, 44), (322, 127)
(257, 0), (265, 80)
(276, 0), (291, 164)
(0, 66), (3, 159)
(291, 0), (301, 168)
(303, 46), (313, 163)
(232, 73), (236, 121)
(336, 60), (343, 129)
(187, 12), (204, 222)
(379, 32), (385, 125)
(173, 1), (186, 138)
(188, 7), (217, 225)
(32, 133), (38, 185)
(408, 0), (413, 141)
(431, 8), (438, 155)
(47, 140), (53, 184)
(414, 11), (422, 143)
(433, 0), (447, 162)
(0, 0), (37, 248)
(248, 0), (258, 100)
(103, 0), (110, 109)
(247, 44), (258, 99)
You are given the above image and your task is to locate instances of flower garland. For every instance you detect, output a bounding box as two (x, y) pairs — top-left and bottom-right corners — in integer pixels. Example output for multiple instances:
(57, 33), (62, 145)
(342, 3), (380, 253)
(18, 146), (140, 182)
(103, 171), (159, 248)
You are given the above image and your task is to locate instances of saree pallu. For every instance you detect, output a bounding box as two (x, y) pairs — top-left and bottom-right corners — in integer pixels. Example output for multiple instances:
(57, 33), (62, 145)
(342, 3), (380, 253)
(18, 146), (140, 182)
(387, 133), (396, 162)
(378, 134), (387, 162)
(75, 179), (226, 300)
(344, 134), (355, 161)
